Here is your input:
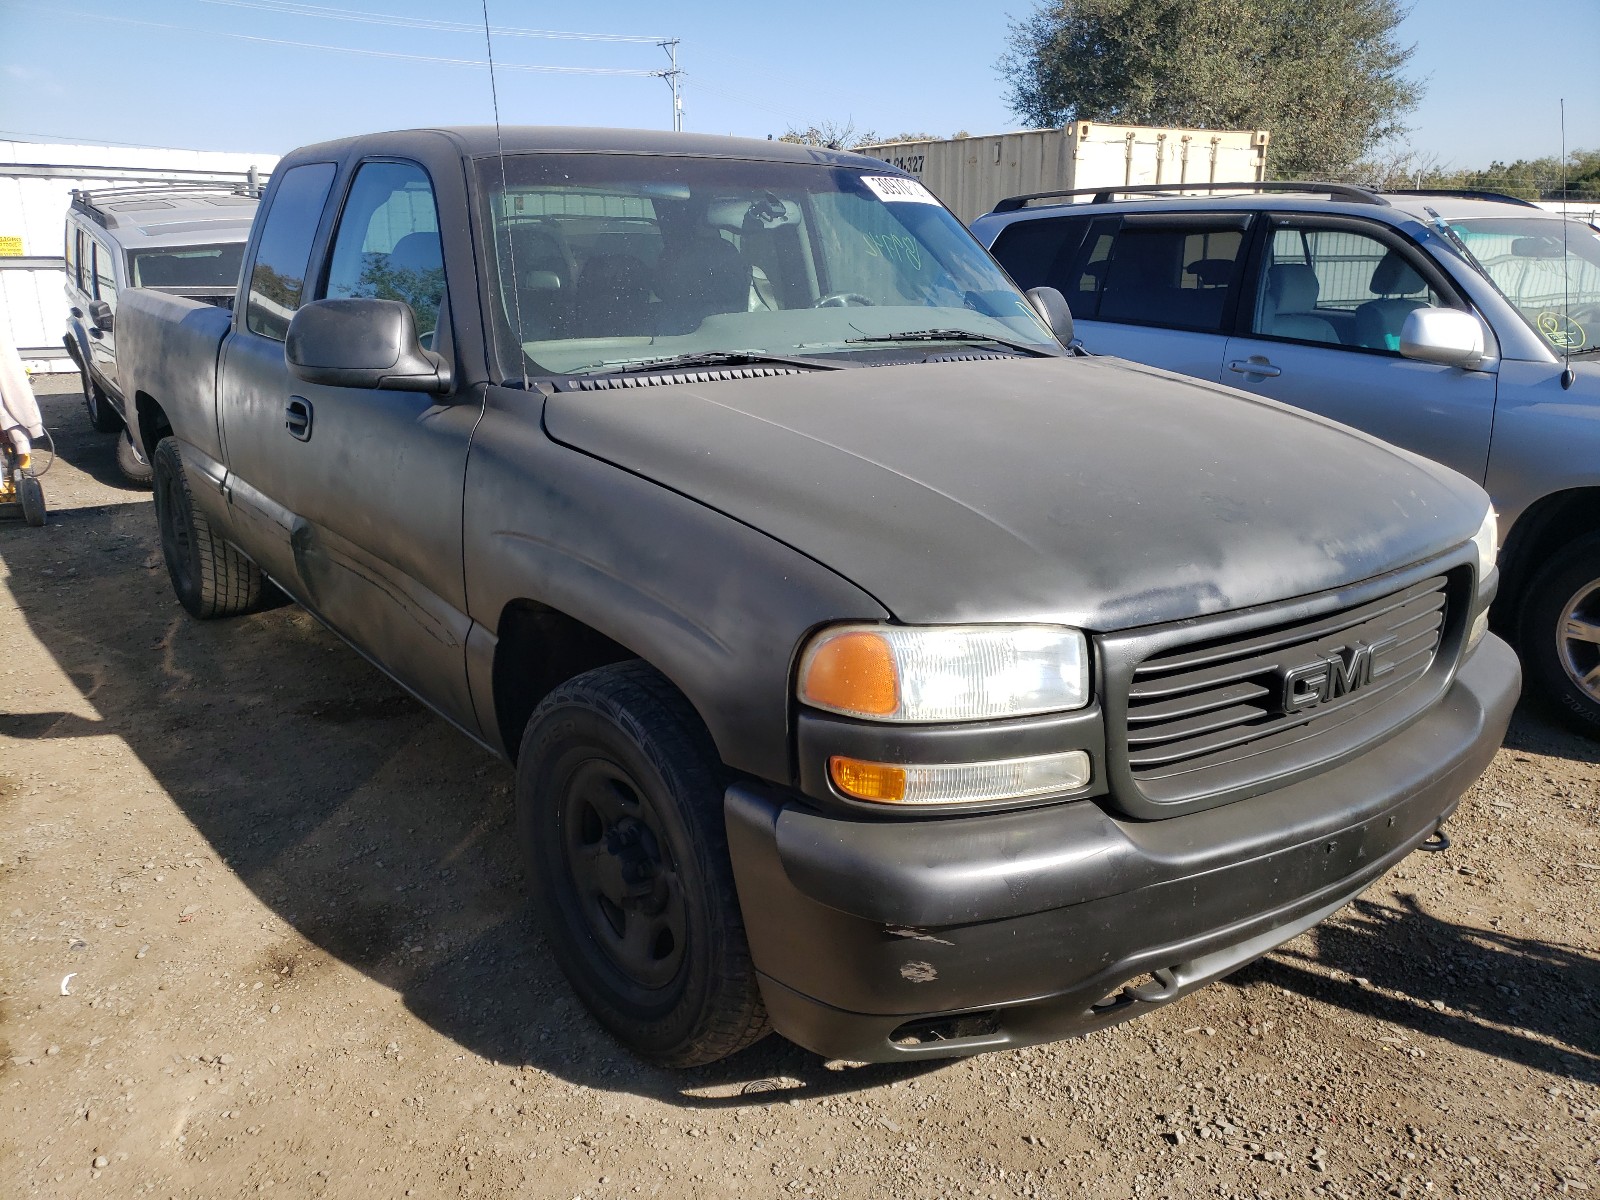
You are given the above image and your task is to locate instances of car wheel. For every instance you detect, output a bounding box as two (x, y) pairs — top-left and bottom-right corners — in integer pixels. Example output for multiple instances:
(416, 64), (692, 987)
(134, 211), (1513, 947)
(152, 437), (268, 619)
(1517, 532), (1600, 738)
(19, 475), (46, 527)
(116, 428), (153, 488)
(82, 370), (121, 434)
(516, 661), (769, 1067)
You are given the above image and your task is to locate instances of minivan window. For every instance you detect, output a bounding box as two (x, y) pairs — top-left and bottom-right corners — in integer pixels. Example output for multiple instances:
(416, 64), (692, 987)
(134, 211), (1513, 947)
(245, 162), (337, 341)
(93, 241), (117, 311)
(1092, 223), (1246, 332)
(988, 214), (1091, 293)
(323, 160), (444, 339)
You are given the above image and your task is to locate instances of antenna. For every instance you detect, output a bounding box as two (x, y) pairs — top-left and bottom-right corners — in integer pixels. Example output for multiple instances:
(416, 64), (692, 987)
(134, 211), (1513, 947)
(481, 0), (528, 389)
(1560, 98), (1575, 390)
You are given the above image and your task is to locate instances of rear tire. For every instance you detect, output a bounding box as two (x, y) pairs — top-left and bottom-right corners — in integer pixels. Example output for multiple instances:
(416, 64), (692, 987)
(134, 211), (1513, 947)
(152, 437), (266, 619)
(82, 370), (121, 434)
(517, 661), (769, 1067)
(1517, 532), (1600, 738)
(19, 475), (45, 527)
(116, 428), (153, 488)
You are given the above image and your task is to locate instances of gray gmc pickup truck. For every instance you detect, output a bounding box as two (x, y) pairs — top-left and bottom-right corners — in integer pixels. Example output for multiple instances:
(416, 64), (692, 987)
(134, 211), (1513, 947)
(117, 127), (1519, 1068)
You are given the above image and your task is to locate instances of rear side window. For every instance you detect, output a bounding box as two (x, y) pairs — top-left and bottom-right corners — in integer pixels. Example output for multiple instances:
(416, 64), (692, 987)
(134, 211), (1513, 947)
(93, 241), (117, 309)
(988, 215), (1091, 292)
(245, 162), (337, 340)
(1091, 221), (1247, 333)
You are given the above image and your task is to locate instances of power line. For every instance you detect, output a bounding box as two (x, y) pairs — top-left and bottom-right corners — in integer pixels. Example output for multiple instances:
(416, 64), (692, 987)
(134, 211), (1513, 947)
(196, 0), (667, 42)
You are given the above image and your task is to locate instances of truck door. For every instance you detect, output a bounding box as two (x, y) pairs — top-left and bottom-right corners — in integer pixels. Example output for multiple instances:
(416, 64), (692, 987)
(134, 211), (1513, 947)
(263, 158), (480, 731)
(1221, 216), (1497, 484)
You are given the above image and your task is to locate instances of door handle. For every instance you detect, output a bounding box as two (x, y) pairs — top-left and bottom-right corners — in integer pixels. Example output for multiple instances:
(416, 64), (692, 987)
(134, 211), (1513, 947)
(70, 307), (83, 319)
(1228, 358), (1281, 379)
(285, 396), (313, 441)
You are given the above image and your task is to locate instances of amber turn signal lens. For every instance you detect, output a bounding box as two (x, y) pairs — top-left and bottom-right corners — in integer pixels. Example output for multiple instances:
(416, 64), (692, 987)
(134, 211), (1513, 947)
(829, 756), (908, 803)
(800, 630), (899, 717)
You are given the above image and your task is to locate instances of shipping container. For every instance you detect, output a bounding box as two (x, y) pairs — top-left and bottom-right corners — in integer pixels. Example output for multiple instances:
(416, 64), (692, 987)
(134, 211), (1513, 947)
(0, 142), (278, 372)
(858, 122), (1270, 224)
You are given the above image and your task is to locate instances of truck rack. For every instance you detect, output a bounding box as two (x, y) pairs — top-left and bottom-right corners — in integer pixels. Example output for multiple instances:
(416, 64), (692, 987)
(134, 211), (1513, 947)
(70, 173), (268, 230)
(990, 180), (1390, 213)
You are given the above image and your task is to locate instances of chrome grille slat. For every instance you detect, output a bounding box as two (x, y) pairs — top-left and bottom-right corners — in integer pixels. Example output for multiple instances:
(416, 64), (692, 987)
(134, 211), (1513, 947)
(1121, 575), (1453, 796)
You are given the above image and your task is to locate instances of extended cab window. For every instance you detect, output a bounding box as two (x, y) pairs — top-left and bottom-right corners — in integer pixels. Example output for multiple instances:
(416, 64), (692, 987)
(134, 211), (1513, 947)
(323, 160), (444, 339)
(1251, 223), (1441, 351)
(245, 162), (336, 341)
(1086, 217), (1248, 332)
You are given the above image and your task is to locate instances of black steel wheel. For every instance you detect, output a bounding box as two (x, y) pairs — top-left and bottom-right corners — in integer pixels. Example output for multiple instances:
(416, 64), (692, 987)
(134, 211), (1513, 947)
(1518, 532), (1600, 738)
(81, 370), (121, 434)
(517, 661), (768, 1067)
(152, 437), (267, 619)
(116, 428), (153, 488)
(19, 475), (45, 527)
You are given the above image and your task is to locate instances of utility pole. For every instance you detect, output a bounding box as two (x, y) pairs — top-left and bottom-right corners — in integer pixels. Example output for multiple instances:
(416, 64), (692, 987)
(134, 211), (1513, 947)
(654, 38), (683, 132)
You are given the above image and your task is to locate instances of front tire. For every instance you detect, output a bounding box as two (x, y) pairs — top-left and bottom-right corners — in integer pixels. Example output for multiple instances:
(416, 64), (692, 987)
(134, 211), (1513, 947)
(1518, 532), (1600, 738)
(152, 437), (267, 619)
(116, 428), (153, 488)
(516, 662), (769, 1067)
(81, 369), (121, 434)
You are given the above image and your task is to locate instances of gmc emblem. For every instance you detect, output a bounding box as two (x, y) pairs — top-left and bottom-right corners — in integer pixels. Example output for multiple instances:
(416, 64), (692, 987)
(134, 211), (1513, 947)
(1278, 636), (1399, 713)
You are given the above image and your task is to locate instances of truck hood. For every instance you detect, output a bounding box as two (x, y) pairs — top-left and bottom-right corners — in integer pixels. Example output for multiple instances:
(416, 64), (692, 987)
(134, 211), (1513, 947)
(543, 355), (1488, 630)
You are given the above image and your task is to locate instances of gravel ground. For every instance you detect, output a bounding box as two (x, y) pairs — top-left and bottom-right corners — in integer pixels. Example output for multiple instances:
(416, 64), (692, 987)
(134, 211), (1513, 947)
(3, 376), (1598, 1199)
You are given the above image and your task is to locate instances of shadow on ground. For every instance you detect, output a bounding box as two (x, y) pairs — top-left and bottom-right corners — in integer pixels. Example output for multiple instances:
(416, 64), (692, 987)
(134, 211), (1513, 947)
(4, 383), (1595, 1104)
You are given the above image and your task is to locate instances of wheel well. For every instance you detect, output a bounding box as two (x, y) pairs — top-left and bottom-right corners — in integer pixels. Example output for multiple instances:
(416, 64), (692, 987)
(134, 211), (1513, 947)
(492, 600), (636, 760)
(1497, 488), (1600, 623)
(134, 392), (172, 460)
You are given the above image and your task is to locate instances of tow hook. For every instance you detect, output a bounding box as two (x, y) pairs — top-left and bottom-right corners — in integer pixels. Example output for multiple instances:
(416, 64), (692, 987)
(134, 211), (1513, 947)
(1418, 828), (1452, 853)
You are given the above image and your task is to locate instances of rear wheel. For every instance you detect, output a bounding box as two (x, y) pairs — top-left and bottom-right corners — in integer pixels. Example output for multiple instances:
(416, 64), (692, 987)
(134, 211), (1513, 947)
(116, 428), (153, 488)
(81, 369), (121, 434)
(1518, 533), (1600, 738)
(19, 475), (45, 527)
(516, 661), (769, 1067)
(152, 437), (267, 618)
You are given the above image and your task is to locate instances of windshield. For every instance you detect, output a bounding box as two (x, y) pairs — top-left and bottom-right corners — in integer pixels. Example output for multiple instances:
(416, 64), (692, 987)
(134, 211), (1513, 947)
(1450, 218), (1600, 354)
(129, 243), (246, 290)
(475, 153), (1054, 378)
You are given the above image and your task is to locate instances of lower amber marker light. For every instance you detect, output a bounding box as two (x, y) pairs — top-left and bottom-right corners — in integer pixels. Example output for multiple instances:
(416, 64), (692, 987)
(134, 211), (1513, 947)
(829, 751), (1091, 805)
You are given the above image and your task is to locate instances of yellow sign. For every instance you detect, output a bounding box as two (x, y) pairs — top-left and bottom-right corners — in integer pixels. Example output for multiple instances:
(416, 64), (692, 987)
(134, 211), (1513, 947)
(0, 235), (23, 256)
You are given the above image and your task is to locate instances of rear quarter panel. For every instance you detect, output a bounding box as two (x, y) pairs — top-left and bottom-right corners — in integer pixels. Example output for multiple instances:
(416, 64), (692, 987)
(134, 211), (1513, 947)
(116, 289), (232, 465)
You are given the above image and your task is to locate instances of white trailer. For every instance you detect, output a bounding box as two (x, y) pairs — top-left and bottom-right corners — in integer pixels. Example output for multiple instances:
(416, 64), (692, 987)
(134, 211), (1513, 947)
(0, 142), (278, 373)
(858, 122), (1270, 224)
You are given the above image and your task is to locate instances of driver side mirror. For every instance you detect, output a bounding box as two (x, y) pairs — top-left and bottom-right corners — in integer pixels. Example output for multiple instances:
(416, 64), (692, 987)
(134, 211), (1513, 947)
(88, 299), (114, 332)
(1025, 286), (1074, 346)
(1399, 307), (1485, 369)
(286, 298), (452, 394)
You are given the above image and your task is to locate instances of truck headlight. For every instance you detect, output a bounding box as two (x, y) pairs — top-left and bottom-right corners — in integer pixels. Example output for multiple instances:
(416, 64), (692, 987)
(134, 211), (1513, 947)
(797, 624), (1089, 722)
(1471, 506), (1497, 583)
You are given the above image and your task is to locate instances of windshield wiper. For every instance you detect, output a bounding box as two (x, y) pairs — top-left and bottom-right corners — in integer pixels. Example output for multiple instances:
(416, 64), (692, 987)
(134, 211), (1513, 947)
(574, 349), (847, 376)
(844, 328), (1059, 356)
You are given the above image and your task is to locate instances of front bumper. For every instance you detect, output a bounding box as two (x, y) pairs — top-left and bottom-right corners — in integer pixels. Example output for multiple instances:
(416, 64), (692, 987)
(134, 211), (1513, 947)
(725, 633), (1520, 1062)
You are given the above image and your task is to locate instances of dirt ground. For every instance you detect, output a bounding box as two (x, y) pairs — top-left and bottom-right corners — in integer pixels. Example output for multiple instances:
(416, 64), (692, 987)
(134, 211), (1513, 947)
(2, 375), (1598, 1200)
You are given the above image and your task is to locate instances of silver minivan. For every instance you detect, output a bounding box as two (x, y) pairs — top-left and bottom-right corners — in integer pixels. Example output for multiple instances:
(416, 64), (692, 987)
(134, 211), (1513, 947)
(973, 183), (1600, 735)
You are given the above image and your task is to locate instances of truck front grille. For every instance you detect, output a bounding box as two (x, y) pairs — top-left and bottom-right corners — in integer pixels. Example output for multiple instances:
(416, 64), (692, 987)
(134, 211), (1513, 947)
(1105, 570), (1466, 813)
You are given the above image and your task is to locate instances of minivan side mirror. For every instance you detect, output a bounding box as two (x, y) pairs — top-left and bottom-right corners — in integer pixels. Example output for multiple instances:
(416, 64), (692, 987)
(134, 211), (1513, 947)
(1399, 307), (1485, 369)
(88, 299), (114, 332)
(1025, 286), (1075, 346)
(285, 298), (452, 394)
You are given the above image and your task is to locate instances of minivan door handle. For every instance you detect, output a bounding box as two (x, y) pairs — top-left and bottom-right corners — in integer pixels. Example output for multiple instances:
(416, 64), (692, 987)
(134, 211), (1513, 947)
(285, 396), (313, 441)
(1228, 357), (1282, 379)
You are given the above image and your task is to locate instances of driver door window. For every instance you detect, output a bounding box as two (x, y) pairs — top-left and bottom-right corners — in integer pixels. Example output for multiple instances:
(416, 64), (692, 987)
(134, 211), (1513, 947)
(1252, 225), (1440, 352)
(323, 160), (445, 341)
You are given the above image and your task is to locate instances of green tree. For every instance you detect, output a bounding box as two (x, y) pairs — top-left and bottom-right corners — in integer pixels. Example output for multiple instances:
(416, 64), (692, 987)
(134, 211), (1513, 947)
(998, 0), (1423, 177)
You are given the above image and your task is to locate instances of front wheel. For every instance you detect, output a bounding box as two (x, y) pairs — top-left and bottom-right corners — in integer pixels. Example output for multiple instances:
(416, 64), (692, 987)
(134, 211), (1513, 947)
(116, 428), (153, 488)
(516, 662), (769, 1067)
(1518, 532), (1600, 738)
(82, 369), (121, 434)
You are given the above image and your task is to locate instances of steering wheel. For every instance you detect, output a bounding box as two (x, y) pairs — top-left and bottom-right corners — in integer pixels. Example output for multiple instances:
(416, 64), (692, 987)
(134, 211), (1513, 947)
(813, 293), (875, 308)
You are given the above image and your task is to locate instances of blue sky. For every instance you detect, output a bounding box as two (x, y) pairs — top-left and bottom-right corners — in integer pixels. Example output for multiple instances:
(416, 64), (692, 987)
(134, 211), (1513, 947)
(1, 0), (1595, 169)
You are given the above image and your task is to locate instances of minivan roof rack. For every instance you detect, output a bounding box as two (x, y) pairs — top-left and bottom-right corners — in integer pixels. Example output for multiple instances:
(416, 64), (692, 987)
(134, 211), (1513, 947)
(990, 180), (1389, 213)
(1382, 188), (1541, 208)
(70, 175), (269, 228)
